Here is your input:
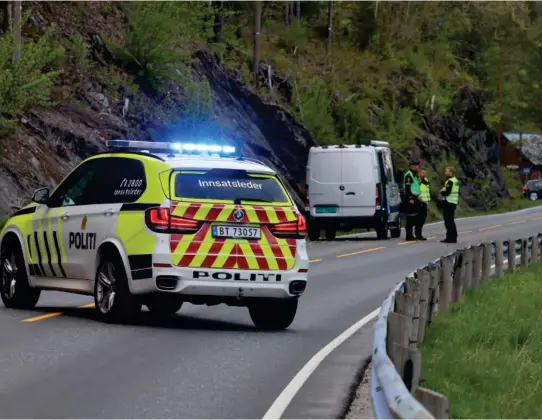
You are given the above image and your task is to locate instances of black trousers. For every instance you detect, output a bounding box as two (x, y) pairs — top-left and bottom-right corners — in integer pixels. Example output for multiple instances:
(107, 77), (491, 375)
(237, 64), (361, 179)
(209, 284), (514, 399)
(415, 202), (428, 238)
(404, 200), (420, 239)
(442, 201), (457, 241)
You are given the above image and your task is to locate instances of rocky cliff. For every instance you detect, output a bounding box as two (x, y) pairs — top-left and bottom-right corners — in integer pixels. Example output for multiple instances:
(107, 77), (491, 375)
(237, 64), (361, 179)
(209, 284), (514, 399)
(0, 2), (315, 217)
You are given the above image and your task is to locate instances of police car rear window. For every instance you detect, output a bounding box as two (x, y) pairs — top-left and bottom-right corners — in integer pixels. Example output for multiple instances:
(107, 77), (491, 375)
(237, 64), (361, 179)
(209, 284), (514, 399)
(174, 169), (291, 204)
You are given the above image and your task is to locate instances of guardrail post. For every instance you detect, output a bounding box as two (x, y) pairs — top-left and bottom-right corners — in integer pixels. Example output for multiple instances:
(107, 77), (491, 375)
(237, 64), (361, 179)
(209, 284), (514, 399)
(414, 387), (449, 419)
(508, 238), (516, 272)
(427, 264), (440, 325)
(481, 242), (491, 283)
(521, 238), (529, 267)
(439, 256), (453, 312)
(472, 245), (483, 290)
(495, 240), (504, 277)
(532, 235), (540, 262)
(463, 247), (473, 291)
(452, 250), (464, 303)
(417, 269), (430, 344)
(405, 277), (421, 348)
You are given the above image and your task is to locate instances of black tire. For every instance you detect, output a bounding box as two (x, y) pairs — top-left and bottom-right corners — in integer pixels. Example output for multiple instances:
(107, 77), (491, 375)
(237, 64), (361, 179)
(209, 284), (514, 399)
(94, 253), (142, 324)
(248, 298), (298, 330)
(376, 223), (388, 239)
(0, 237), (40, 309)
(308, 225), (320, 241)
(145, 294), (183, 317)
(390, 226), (401, 238)
(325, 229), (336, 241)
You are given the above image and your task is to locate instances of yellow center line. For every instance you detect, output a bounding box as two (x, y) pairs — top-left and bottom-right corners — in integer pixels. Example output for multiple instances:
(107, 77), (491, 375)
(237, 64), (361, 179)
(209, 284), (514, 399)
(534, 216), (542, 221)
(336, 246), (385, 258)
(459, 230), (473, 234)
(399, 241), (417, 245)
(479, 224), (503, 231)
(23, 312), (63, 322)
(310, 258), (322, 263)
(22, 302), (94, 322)
(427, 236), (436, 240)
(509, 220), (526, 225)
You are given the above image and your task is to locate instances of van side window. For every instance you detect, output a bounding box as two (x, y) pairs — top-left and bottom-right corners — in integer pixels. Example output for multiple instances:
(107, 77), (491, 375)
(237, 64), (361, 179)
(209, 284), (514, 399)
(382, 151), (394, 183)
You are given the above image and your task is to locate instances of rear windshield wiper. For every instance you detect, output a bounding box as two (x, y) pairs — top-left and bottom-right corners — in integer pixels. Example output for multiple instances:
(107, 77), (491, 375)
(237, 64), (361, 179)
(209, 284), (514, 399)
(233, 197), (272, 204)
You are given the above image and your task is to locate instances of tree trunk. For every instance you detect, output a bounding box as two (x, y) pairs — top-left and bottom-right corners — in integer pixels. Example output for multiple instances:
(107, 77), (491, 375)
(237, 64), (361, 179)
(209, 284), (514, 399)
(284, 2), (289, 25)
(213, 0), (224, 44)
(253, 0), (262, 89)
(295, 0), (300, 20)
(12, 0), (21, 64)
(327, 0), (333, 55)
(1, 1), (11, 35)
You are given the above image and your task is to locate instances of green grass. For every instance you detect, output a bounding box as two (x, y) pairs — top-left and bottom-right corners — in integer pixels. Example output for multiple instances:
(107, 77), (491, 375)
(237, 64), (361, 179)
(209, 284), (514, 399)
(421, 262), (542, 418)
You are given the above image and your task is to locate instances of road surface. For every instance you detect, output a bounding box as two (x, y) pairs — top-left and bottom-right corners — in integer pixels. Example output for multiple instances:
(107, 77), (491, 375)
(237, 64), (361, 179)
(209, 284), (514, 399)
(0, 206), (541, 418)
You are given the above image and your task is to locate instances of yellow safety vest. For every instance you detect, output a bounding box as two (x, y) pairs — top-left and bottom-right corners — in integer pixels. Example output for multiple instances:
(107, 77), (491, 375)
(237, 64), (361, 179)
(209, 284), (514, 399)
(419, 178), (431, 202)
(441, 177), (459, 204)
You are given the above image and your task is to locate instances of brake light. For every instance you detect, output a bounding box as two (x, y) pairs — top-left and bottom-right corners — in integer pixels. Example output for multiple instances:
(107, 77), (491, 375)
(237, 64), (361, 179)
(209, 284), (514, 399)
(305, 183), (310, 212)
(145, 208), (202, 234)
(376, 182), (382, 210)
(269, 213), (307, 239)
(523, 185), (528, 191)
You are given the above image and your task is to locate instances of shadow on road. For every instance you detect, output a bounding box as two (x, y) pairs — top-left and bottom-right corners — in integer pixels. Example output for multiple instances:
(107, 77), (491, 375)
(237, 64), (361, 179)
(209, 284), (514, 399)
(22, 305), (288, 333)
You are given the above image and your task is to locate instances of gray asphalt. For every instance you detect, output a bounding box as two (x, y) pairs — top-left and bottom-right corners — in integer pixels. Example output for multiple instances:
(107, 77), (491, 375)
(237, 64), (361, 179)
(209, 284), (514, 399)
(1, 206), (541, 418)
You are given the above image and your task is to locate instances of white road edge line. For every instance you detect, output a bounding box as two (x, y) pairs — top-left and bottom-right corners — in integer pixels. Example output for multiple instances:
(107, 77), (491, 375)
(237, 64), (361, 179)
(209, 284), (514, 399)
(262, 307), (380, 419)
(263, 254), (520, 419)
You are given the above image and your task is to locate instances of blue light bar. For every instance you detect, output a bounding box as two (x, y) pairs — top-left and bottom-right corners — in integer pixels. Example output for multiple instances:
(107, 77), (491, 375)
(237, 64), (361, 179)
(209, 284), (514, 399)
(106, 140), (236, 155)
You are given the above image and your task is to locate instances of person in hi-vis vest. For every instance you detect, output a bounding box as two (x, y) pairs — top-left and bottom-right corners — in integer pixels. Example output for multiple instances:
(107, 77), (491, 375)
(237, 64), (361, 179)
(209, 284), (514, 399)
(416, 167), (430, 240)
(402, 159), (421, 241)
(440, 166), (459, 243)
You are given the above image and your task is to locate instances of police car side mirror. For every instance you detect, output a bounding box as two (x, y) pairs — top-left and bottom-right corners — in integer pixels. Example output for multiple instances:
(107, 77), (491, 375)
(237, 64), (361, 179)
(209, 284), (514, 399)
(32, 187), (50, 204)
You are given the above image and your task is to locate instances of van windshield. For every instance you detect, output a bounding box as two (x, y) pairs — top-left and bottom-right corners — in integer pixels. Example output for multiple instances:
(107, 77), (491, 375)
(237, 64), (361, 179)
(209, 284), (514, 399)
(173, 169), (291, 204)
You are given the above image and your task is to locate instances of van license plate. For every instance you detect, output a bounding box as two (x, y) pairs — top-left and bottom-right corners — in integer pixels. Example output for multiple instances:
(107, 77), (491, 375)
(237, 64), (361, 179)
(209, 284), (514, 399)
(315, 207), (337, 214)
(212, 225), (261, 239)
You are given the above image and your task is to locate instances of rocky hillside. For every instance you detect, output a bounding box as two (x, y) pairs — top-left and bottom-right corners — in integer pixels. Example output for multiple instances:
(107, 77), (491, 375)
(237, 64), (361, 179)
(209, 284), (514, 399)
(1, 1), (540, 216)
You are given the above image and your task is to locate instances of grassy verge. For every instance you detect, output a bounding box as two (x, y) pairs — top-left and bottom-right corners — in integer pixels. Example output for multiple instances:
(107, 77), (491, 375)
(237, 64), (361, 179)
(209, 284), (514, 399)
(421, 262), (542, 418)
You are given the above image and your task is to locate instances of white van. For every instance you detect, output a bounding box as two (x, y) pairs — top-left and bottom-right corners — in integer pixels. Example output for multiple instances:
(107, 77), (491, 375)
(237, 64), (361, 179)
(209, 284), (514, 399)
(305, 141), (402, 240)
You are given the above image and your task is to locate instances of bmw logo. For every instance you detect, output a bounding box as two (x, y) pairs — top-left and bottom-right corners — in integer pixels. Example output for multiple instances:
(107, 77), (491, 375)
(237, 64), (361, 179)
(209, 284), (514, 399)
(233, 209), (244, 221)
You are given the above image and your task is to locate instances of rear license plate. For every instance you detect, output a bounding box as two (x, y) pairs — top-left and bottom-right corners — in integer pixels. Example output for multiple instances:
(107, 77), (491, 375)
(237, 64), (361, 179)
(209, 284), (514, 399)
(315, 207), (337, 214)
(212, 225), (261, 239)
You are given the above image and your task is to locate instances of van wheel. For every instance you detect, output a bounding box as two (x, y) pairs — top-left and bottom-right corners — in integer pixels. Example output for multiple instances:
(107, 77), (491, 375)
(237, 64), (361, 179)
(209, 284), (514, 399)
(308, 225), (320, 241)
(0, 238), (40, 309)
(390, 226), (401, 238)
(376, 223), (388, 239)
(94, 254), (142, 323)
(248, 298), (298, 330)
(325, 229), (336, 241)
(145, 294), (183, 317)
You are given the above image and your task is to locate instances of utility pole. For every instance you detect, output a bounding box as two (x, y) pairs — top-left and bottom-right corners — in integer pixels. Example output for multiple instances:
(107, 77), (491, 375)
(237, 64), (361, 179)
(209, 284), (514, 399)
(12, 0), (21, 64)
(253, 0), (262, 89)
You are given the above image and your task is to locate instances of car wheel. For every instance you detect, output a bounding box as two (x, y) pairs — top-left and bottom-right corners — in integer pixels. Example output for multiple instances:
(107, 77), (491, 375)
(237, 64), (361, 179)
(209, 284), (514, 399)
(530, 192), (538, 201)
(390, 225), (401, 238)
(0, 238), (41, 309)
(325, 229), (336, 241)
(376, 223), (388, 239)
(308, 227), (320, 241)
(145, 294), (183, 317)
(94, 254), (142, 323)
(248, 298), (298, 330)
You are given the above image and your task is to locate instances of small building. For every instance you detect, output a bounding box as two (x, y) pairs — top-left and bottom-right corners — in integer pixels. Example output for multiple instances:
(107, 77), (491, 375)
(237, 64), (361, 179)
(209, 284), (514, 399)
(501, 132), (542, 182)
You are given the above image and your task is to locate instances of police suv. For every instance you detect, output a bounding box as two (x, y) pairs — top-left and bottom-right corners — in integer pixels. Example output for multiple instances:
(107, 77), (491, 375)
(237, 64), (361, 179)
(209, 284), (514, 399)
(0, 141), (309, 329)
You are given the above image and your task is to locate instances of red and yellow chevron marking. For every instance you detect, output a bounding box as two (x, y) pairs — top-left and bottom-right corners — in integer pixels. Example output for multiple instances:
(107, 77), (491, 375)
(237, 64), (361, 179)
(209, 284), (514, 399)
(170, 202), (297, 224)
(169, 226), (297, 271)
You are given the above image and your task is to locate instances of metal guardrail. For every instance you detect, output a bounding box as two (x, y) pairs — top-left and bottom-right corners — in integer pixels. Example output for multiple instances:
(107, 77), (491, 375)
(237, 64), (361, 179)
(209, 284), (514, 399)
(371, 234), (542, 419)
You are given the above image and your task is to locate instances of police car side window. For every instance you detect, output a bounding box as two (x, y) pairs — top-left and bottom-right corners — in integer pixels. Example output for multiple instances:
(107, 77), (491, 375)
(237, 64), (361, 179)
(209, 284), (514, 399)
(93, 157), (147, 204)
(48, 160), (104, 207)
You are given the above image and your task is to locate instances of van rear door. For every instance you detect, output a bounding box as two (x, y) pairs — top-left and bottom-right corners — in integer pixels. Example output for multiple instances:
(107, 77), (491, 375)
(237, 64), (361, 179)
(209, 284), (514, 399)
(307, 148), (343, 217)
(341, 149), (377, 217)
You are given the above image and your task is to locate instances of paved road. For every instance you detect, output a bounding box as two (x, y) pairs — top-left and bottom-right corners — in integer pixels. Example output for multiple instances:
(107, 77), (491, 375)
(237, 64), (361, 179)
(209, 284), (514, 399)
(1, 206), (542, 418)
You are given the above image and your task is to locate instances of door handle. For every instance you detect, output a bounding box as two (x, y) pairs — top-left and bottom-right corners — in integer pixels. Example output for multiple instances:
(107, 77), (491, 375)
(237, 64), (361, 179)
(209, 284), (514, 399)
(104, 209), (114, 216)
(346, 192), (355, 195)
(61, 212), (70, 220)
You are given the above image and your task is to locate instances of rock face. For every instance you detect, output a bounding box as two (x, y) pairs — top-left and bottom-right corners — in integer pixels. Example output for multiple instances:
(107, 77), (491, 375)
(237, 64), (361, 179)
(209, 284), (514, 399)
(414, 87), (508, 208)
(0, 53), (315, 217)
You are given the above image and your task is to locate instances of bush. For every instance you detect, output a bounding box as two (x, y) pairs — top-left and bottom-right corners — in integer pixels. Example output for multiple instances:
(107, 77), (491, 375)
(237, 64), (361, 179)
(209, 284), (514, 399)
(106, 2), (213, 92)
(0, 17), (64, 135)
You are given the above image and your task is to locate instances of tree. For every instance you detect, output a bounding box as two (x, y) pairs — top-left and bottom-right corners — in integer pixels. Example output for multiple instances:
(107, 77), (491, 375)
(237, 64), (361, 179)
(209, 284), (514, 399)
(327, 0), (333, 55)
(253, 0), (262, 89)
(1, 1), (10, 34)
(12, 0), (20, 63)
